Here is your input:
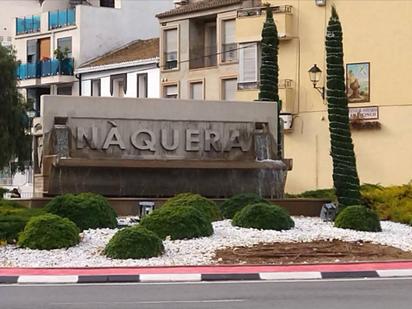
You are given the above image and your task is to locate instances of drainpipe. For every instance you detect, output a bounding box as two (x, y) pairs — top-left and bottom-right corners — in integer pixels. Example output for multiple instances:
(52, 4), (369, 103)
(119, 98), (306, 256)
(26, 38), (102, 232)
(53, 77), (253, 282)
(75, 73), (82, 96)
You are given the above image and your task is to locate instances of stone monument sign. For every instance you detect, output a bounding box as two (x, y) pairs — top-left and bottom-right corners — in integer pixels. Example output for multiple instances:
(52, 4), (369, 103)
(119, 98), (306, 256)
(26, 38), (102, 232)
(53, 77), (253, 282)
(32, 96), (291, 198)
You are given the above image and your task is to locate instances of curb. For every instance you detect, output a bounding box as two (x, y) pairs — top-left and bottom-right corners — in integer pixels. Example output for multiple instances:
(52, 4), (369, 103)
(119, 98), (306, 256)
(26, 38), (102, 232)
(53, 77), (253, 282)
(2, 269), (412, 284)
(3, 262), (412, 285)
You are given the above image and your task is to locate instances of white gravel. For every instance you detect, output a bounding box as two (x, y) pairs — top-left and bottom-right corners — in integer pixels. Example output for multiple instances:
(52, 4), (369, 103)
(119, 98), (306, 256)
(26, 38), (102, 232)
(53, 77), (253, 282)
(1, 217), (412, 267)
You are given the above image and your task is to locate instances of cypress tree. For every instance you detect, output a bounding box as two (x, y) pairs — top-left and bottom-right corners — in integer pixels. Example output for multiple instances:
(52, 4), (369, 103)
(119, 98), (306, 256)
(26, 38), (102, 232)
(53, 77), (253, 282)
(325, 6), (361, 208)
(258, 5), (282, 157)
(258, 5), (279, 102)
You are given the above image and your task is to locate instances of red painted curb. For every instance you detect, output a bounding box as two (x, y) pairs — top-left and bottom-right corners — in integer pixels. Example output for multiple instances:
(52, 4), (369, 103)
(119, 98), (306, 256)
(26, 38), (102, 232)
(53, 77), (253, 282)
(2, 261), (412, 276)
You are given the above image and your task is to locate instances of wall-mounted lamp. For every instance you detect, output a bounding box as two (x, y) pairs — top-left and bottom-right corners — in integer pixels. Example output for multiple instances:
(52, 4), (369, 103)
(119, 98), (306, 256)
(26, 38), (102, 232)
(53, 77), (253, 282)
(315, 0), (327, 7)
(308, 64), (325, 99)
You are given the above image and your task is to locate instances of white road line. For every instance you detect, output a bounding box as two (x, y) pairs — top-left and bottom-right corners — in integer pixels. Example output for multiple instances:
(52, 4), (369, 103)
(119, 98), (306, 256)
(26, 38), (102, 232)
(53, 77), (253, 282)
(260, 271), (322, 280)
(139, 273), (201, 282)
(17, 275), (79, 284)
(52, 299), (245, 306)
(377, 269), (412, 278)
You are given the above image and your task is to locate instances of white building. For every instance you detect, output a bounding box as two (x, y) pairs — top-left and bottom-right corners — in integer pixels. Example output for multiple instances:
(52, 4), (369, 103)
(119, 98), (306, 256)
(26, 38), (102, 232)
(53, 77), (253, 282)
(77, 38), (160, 99)
(1, 0), (174, 195)
(0, 0), (40, 48)
(12, 0), (173, 115)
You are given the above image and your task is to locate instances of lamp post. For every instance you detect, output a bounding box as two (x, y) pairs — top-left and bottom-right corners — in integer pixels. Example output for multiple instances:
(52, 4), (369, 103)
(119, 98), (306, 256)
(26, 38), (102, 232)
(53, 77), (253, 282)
(308, 64), (325, 99)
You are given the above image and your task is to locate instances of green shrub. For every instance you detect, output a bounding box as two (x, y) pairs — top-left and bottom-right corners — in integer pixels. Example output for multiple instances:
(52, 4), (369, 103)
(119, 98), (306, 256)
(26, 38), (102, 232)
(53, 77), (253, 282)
(0, 187), (9, 198)
(163, 193), (222, 221)
(361, 183), (412, 224)
(18, 214), (80, 250)
(334, 205), (382, 232)
(0, 201), (45, 243)
(232, 203), (295, 231)
(45, 193), (117, 231)
(0, 215), (28, 243)
(140, 205), (213, 240)
(0, 199), (26, 213)
(104, 226), (164, 259)
(220, 193), (270, 219)
(286, 188), (337, 201)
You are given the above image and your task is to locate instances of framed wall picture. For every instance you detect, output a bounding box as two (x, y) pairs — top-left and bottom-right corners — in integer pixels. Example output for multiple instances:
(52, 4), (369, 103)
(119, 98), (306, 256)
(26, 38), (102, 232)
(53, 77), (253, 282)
(346, 62), (370, 103)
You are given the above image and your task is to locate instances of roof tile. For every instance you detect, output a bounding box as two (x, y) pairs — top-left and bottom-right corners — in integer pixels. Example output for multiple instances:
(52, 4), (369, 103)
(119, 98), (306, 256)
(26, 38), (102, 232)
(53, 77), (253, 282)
(156, 0), (243, 19)
(80, 38), (159, 68)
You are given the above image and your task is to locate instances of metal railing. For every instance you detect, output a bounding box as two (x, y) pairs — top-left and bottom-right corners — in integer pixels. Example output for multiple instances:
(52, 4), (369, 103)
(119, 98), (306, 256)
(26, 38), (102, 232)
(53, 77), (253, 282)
(164, 51), (178, 70)
(48, 8), (76, 30)
(17, 58), (74, 80)
(221, 43), (237, 63)
(189, 46), (217, 69)
(237, 5), (293, 17)
(238, 79), (294, 90)
(16, 15), (41, 35)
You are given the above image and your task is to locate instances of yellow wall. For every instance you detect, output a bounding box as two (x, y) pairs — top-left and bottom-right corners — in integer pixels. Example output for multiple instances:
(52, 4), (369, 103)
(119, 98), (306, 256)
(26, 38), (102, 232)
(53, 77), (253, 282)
(236, 0), (412, 193)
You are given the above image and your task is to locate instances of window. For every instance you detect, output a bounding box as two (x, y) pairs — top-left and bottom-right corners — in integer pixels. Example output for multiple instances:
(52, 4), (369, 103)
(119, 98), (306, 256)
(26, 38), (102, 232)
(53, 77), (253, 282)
(163, 84), (178, 99)
(164, 28), (178, 70)
(110, 74), (127, 97)
(100, 0), (115, 8)
(222, 78), (237, 101)
(137, 73), (148, 98)
(238, 42), (259, 89)
(27, 39), (38, 63)
(57, 37), (72, 58)
(91, 79), (101, 97)
(57, 85), (72, 95)
(189, 81), (203, 100)
(221, 19), (237, 62)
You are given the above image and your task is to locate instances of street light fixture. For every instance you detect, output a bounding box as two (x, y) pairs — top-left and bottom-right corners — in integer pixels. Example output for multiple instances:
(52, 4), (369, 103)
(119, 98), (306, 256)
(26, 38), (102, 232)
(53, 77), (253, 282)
(308, 64), (325, 99)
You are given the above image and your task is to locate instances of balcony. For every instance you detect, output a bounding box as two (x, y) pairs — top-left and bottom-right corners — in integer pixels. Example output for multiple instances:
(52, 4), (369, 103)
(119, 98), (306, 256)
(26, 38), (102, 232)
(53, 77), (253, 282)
(236, 5), (294, 42)
(48, 8), (76, 30)
(17, 58), (74, 81)
(16, 15), (41, 35)
(189, 46), (217, 70)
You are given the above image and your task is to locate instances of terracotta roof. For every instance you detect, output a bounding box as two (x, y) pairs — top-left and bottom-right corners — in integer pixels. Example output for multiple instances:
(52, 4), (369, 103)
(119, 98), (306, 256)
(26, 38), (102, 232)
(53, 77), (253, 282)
(156, 0), (243, 19)
(80, 38), (159, 68)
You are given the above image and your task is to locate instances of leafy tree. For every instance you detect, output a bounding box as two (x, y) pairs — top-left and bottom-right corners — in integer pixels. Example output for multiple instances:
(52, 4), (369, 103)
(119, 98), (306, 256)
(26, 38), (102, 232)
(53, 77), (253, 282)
(325, 7), (361, 208)
(258, 5), (282, 157)
(0, 46), (31, 172)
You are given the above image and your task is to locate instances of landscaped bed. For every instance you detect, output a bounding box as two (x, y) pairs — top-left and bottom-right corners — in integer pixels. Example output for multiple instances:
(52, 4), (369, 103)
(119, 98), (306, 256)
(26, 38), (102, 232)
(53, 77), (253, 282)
(1, 217), (412, 268)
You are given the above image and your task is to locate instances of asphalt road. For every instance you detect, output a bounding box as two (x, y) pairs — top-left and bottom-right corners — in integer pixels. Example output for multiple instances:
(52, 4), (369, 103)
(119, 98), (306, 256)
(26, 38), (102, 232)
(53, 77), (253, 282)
(1, 278), (412, 309)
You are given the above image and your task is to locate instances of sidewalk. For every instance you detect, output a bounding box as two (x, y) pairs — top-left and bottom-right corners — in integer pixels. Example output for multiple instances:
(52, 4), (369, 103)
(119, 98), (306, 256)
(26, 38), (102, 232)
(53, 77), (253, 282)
(2, 261), (412, 284)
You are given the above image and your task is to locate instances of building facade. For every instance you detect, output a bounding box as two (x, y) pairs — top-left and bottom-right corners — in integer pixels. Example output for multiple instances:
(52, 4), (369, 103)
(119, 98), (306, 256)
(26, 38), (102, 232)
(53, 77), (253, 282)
(234, 0), (412, 193)
(76, 38), (160, 99)
(157, 0), (261, 101)
(156, 0), (412, 193)
(12, 0), (173, 115)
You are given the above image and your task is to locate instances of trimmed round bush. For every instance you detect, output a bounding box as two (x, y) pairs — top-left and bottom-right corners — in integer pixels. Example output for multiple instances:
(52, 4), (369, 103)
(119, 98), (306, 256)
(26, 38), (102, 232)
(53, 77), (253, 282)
(18, 214), (80, 250)
(0, 215), (28, 243)
(45, 193), (117, 231)
(334, 205), (382, 232)
(220, 193), (270, 219)
(232, 203), (295, 231)
(104, 226), (164, 259)
(140, 206), (213, 240)
(163, 193), (222, 221)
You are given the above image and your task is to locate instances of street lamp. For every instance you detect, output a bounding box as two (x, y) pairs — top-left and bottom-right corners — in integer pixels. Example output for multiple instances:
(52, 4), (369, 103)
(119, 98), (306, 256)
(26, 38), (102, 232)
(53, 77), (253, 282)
(308, 64), (325, 99)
